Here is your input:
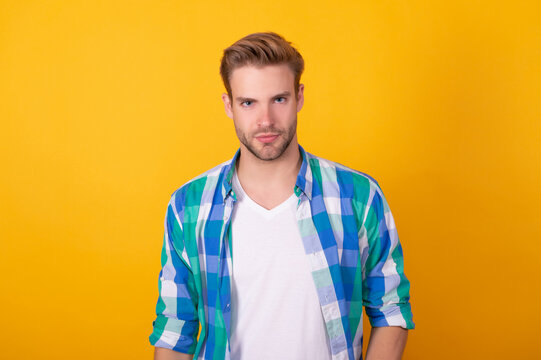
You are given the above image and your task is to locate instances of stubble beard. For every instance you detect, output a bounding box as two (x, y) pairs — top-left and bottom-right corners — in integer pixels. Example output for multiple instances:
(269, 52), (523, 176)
(236, 119), (297, 161)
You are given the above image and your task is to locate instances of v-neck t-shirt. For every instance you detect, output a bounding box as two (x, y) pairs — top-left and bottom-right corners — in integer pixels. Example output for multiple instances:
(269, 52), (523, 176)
(229, 170), (332, 360)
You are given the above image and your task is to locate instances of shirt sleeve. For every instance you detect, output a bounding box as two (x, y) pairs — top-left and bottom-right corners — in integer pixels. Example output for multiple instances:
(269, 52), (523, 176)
(360, 185), (414, 329)
(149, 196), (199, 353)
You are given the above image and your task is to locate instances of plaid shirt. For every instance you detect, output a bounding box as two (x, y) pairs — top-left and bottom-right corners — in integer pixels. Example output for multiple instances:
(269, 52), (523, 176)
(149, 145), (414, 360)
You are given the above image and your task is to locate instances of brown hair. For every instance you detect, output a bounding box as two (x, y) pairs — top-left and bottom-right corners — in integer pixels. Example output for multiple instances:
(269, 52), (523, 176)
(220, 32), (305, 99)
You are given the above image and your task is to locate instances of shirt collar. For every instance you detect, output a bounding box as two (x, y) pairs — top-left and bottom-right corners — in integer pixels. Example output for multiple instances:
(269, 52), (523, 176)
(222, 144), (313, 202)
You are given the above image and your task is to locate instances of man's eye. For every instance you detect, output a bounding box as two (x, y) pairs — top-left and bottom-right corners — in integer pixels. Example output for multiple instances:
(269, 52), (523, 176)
(275, 97), (286, 103)
(242, 101), (252, 107)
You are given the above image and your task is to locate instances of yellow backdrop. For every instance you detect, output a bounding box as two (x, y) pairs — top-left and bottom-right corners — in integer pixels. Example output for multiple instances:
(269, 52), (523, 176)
(1, 1), (540, 359)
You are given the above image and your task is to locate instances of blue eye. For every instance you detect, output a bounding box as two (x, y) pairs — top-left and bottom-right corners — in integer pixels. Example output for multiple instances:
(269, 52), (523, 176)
(242, 100), (252, 107)
(275, 97), (285, 103)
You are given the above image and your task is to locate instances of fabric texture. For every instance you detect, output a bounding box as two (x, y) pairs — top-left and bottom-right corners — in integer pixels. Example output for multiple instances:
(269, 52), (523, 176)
(229, 169), (332, 360)
(149, 145), (414, 360)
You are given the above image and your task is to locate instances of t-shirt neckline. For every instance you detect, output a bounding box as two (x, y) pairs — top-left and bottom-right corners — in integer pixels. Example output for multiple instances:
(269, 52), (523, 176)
(232, 170), (297, 217)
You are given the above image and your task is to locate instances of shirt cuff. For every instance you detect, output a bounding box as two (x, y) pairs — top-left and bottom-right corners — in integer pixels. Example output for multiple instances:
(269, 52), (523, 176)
(149, 315), (199, 354)
(366, 302), (415, 330)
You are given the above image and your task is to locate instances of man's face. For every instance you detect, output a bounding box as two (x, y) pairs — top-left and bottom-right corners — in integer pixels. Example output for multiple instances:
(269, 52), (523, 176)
(222, 64), (304, 161)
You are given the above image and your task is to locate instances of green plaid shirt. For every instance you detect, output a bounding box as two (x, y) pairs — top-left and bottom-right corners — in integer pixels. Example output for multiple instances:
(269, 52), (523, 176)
(150, 145), (414, 359)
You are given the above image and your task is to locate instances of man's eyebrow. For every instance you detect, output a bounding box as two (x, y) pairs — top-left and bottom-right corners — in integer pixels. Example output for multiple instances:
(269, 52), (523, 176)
(235, 96), (256, 103)
(274, 91), (291, 98)
(235, 91), (292, 103)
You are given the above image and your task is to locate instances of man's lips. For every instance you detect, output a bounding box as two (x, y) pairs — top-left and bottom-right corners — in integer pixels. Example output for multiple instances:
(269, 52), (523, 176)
(255, 134), (280, 143)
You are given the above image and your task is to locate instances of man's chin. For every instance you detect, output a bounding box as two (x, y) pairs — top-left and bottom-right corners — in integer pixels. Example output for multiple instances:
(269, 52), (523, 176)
(254, 149), (283, 161)
(247, 143), (286, 161)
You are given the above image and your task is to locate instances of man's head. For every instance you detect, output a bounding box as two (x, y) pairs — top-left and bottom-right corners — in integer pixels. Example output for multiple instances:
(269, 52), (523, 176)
(220, 32), (305, 162)
(220, 32), (305, 100)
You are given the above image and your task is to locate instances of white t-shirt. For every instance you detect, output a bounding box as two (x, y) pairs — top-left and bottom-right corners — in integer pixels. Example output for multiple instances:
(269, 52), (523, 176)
(229, 170), (332, 360)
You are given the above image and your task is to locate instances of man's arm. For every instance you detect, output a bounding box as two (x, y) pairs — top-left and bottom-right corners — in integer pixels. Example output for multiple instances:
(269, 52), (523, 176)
(149, 195), (200, 355)
(359, 184), (414, 357)
(366, 326), (408, 360)
(155, 347), (194, 360)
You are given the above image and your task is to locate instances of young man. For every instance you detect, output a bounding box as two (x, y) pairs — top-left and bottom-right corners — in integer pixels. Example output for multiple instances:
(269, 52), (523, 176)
(150, 32), (414, 360)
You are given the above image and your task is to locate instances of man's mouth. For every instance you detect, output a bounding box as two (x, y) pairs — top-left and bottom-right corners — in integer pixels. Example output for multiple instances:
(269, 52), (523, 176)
(255, 134), (280, 144)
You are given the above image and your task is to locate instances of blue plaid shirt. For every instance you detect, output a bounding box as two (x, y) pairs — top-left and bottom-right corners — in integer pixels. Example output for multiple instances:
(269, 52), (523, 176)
(150, 145), (414, 359)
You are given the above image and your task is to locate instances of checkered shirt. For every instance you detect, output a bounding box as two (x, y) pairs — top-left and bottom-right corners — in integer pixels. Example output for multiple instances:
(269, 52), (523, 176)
(149, 145), (414, 359)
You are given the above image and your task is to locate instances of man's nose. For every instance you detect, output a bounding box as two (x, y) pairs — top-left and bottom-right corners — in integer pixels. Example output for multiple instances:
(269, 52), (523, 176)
(258, 104), (274, 127)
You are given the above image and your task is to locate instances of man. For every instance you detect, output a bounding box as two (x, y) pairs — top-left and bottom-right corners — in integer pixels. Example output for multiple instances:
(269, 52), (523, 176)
(150, 32), (414, 360)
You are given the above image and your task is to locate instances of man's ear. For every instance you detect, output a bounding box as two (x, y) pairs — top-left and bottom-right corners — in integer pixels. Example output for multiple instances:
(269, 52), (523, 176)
(222, 93), (234, 119)
(296, 84), (305, 112)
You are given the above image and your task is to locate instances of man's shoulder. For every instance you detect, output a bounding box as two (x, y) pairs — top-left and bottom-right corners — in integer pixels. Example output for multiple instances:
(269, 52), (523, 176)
(306, 151), (382, 194)
(169, 157), (233, 206)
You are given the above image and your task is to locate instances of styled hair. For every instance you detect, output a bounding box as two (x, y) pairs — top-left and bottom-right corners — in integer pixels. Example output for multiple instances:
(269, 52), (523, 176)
(220, 32), (305, 99)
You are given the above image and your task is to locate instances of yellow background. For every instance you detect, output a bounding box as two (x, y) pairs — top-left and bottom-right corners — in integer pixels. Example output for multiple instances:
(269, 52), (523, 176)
(1, 1), (540, 359)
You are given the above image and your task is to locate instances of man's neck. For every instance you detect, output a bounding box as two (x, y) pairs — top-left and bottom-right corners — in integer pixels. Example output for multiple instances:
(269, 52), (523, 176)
(235, 142), (302, 210)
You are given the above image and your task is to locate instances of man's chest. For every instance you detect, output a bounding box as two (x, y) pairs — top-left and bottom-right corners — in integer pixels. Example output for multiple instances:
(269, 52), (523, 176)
(229, 190), (311, 287)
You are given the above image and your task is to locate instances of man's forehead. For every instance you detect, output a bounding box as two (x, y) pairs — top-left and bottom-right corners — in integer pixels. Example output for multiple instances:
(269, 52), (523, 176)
(229, 64), (295, 97)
